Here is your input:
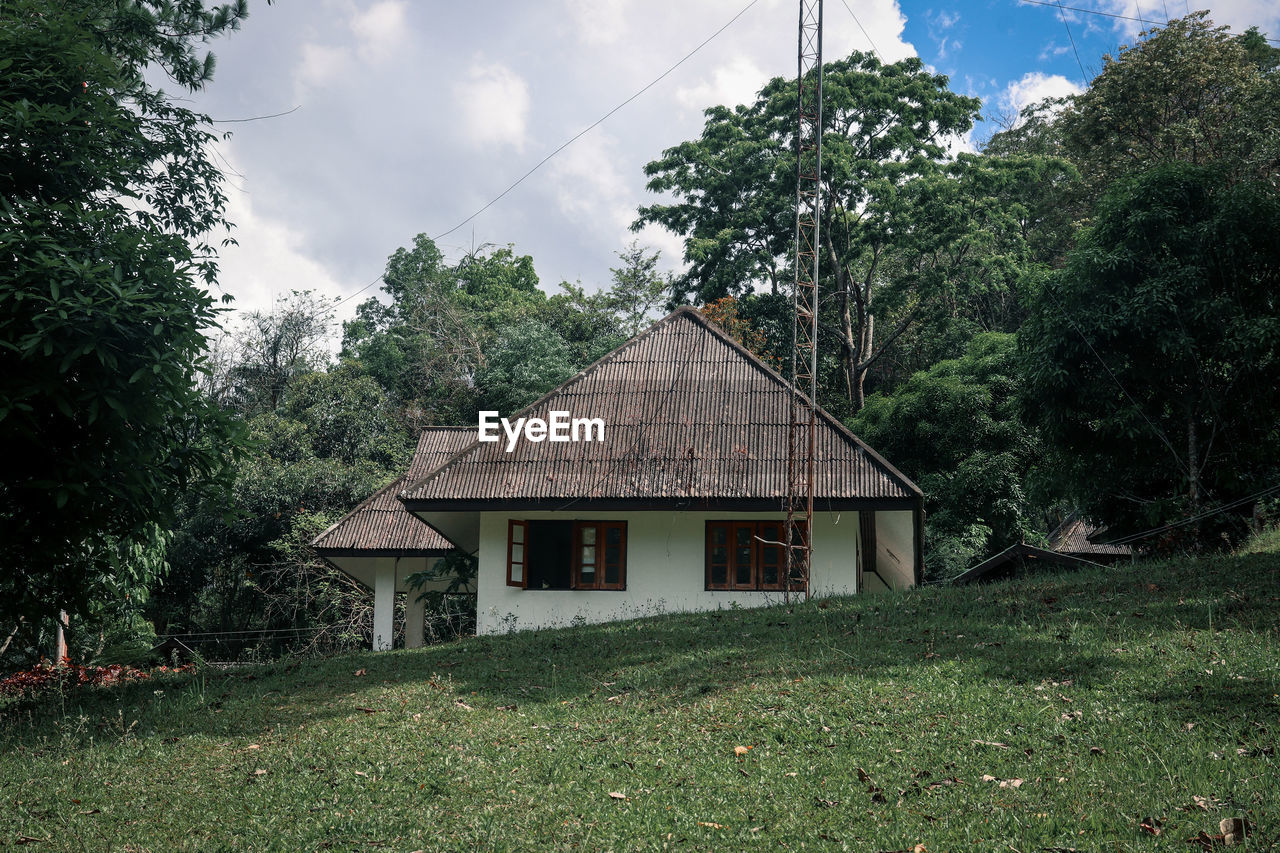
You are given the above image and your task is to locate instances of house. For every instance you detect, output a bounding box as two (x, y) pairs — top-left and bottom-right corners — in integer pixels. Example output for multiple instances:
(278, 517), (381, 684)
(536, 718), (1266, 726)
(396, 307), (924, 636)
(950, 517), (1132, 586)
(1047, 515), (1132, 563)
(311, 427), (472, 650)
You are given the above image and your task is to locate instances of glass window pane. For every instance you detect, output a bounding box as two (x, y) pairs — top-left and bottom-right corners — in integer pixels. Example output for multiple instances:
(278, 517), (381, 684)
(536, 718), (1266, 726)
(605, 563), (619, 585)
(582, 526), (596, 545)
(511, 525), (524, 544)
(605, 545), (620, 564)
(511, 543), (523, 563)
(712, 526), (727, 545)
(581, 544), (596, 565)
(711, 564), (727, 585)
(580, 567), (595, 584)
(736, 562), (752, 586)
(763, 564), (779, 586)
(605, 526), (621, 546)
(736, 526), (751, 547)
(711, 545), (728, 563)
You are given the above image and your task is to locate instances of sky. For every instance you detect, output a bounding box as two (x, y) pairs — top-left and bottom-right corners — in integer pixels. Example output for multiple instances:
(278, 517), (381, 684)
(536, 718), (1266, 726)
(184, 0), (1280, 330)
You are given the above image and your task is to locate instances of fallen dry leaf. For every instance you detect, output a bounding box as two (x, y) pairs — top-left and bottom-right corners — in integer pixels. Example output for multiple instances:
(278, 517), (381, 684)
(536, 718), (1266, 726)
(1185, 830), (1227, 849)
(354, 771), (368, 777)
(246, 744), (261, 750)
(971, 740), (1010, 749)
(697, 821), (727, 829)
(455, 700), (473, 711)
(353, 668), (367, 677)
(1139, 816), (1163, 836)
(253, 769), (267, 776)
(608, 791), (627, 800)
(734, 745), (753, 756)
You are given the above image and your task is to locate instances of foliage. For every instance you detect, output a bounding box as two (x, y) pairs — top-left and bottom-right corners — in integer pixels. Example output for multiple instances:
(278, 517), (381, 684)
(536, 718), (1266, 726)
(152, 370), (410, 641)
(216, 290), (336, 414)
(474, 318), (578, 415)
(853, 333), (1042, 578)
(699, 297), (781, 369)
(4, 550), (1279, 847)
(0, 0), (255, 631)
(636, 51), (1069, 410)
(1058, 13), (1280, 191)
(1020, 163), (1280, 548)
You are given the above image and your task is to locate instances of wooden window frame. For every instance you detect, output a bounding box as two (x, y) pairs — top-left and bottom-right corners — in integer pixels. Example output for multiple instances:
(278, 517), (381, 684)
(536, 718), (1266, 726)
(573, 521), (627, 591)
(507, 520), (528, 588)
(505, 519), (627, 591)
(705, 520), (807, 592)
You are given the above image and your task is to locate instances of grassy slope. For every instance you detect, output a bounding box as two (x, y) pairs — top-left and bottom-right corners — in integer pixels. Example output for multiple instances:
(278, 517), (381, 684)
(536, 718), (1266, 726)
(2, 547), (1278, 851)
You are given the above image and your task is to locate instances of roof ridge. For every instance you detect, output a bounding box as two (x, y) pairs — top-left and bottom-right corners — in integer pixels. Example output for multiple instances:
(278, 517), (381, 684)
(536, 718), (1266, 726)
(398, 309), (703, 500)
(400, 306), (922, 502)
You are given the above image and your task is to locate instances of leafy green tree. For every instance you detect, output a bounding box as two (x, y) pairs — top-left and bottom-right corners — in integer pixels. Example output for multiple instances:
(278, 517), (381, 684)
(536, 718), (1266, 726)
(1058, 13), (1279, 191)
(602, 242), (671, 335)
(1020, 163), (1280, 548)
(223, 291), (336, 414)
(474, 318), (578, 415)
(0, 0), (255, 630)
(636, 52), (1064, 410)
(154, 366), (411, 638)
(853, 333), (1042, 579)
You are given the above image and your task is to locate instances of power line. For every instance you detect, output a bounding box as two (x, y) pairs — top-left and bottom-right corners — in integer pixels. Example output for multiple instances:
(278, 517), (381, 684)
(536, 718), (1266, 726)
(1018, 0), (1280, 44)
(837, 0), (883, 61)
(1055, 0), (1090, 86)
(1105, 483), (1280, 546)
(1039, 282), (1191, 478)
(430, 0), (763, 243)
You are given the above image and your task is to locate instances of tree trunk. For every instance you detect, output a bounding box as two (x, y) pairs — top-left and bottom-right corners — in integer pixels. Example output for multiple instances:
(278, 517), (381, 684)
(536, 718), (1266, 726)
(0, 618), (22, 657)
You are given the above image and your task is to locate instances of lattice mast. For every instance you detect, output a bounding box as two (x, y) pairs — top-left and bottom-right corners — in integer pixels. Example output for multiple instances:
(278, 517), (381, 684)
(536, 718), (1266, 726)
(785, 0), (823, 603)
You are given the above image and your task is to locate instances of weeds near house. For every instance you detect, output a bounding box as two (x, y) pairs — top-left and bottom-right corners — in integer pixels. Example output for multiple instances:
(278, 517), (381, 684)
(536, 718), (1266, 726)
(2, 544), (1278, 850)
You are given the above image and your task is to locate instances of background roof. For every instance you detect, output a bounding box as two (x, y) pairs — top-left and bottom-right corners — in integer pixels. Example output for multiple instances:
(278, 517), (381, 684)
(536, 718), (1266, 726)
(312, 427), (471, 554)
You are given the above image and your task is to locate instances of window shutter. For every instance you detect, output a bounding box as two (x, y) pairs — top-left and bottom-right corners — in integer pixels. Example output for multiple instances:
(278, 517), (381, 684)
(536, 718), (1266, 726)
(507, 520), (528, 588)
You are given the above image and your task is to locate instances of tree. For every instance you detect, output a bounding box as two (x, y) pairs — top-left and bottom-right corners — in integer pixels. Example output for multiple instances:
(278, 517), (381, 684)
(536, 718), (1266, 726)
(1058, 13), (1279, 192)
(602, 242), (671, 336)
(635, 52), (1062, 410)
(222, 290), (336, 414)
(1020, 163), (1280, 548)
(853, 333), (1042, 578)
(0, 0), (255, 631)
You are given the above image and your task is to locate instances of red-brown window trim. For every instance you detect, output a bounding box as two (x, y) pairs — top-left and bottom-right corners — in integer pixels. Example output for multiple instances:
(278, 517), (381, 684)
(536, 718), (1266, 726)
(505, 519), (627, 591)
(705, 520), (806, 592)
(507, 520), (528, 588)
(573, 521), (627, 590)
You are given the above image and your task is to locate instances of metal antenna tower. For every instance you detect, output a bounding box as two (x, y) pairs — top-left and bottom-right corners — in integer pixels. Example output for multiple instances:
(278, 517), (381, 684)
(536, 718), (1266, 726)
(785, 0), (823, 603)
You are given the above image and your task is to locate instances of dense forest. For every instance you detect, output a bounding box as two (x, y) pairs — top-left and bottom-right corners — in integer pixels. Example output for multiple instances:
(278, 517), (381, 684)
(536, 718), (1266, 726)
(2, 2), (1277, 667)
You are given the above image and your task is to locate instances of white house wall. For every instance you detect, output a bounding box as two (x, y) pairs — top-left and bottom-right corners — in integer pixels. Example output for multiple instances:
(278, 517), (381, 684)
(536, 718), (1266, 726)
(475, 509), (906, 635)
(875, 510), (917, 590)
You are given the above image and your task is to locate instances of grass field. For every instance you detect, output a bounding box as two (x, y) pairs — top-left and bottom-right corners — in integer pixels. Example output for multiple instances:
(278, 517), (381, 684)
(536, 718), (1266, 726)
(3, 542), (1278, 851)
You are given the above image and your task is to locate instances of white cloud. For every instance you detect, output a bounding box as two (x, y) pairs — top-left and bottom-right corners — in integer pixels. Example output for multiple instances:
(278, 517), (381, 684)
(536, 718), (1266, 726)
(454, 61), (531, 152)
(564, 0), (628, 45)
(352, 0), (409, 61)
(1000, 71), (1083, 114)
(210, 146), (356, 336)
(675, 56), (767, 112)
(548, 132), (632, 231)
(295, 42), (352, 92)
(1098, 0), (1279, 41)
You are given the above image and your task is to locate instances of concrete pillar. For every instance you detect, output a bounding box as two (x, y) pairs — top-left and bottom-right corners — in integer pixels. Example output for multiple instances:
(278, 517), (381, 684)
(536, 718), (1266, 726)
(404, 590), (426, 649)
(53, 610), (68, 665)
(373, 558), (395, 651)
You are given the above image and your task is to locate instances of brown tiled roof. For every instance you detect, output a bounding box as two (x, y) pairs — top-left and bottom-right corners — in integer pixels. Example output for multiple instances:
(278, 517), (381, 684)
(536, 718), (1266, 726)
(311, 427), (471, 554)
(1049, 517), (1131, 557)
(401, 307), (921, 507)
